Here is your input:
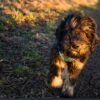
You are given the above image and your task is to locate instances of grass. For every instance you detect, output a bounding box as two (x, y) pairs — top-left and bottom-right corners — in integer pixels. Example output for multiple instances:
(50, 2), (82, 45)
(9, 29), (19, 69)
(24, 50), (43, 65)
(14, 64), (32, 77)
(0, 0), (99, 97)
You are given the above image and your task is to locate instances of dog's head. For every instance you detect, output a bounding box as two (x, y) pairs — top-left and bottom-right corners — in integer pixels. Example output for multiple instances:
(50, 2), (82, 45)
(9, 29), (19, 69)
(55, 12), (99, 57)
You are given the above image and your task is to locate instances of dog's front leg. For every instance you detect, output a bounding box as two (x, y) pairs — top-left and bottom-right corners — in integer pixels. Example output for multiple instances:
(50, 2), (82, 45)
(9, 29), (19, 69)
(61, 66), (74, 97)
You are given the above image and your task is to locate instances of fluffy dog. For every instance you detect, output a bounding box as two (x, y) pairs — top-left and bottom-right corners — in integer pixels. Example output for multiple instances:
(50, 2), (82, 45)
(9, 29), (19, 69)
(48, 12), (99, 97)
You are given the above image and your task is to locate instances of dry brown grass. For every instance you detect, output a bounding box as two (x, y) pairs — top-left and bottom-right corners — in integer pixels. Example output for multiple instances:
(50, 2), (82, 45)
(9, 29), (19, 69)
(0, 0), (99, 24)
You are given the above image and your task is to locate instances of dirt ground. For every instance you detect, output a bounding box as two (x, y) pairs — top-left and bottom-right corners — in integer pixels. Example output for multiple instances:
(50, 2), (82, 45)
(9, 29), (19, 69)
(0, 2), (100, 99)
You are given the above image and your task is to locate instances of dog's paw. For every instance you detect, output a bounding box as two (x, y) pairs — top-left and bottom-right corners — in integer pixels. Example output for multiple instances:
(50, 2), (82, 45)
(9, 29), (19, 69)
(61, 85), (74, 97)
(50, 76), (63, 88)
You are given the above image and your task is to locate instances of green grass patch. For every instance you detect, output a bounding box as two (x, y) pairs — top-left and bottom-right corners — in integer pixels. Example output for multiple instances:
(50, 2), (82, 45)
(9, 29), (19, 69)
(25, 50), (42, 62)
(0, 16), (14, 31)
(14, 64), (32, 77)
(45, 21), (56, 38)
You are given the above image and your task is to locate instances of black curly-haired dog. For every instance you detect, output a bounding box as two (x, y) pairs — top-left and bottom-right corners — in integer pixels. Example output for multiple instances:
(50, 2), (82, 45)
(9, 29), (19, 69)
(48, 12), (100, 97)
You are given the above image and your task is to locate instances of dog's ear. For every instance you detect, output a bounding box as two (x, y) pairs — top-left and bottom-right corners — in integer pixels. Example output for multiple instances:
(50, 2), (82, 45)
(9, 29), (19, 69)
(55, 13), (80, 41)
(83, 17), (100, 52)
(90, 32), (100, 52)
(55, 20), (66, 41)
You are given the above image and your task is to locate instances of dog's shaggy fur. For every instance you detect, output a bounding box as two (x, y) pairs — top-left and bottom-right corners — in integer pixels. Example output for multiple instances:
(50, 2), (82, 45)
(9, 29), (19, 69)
(48, 12), (99, 97)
